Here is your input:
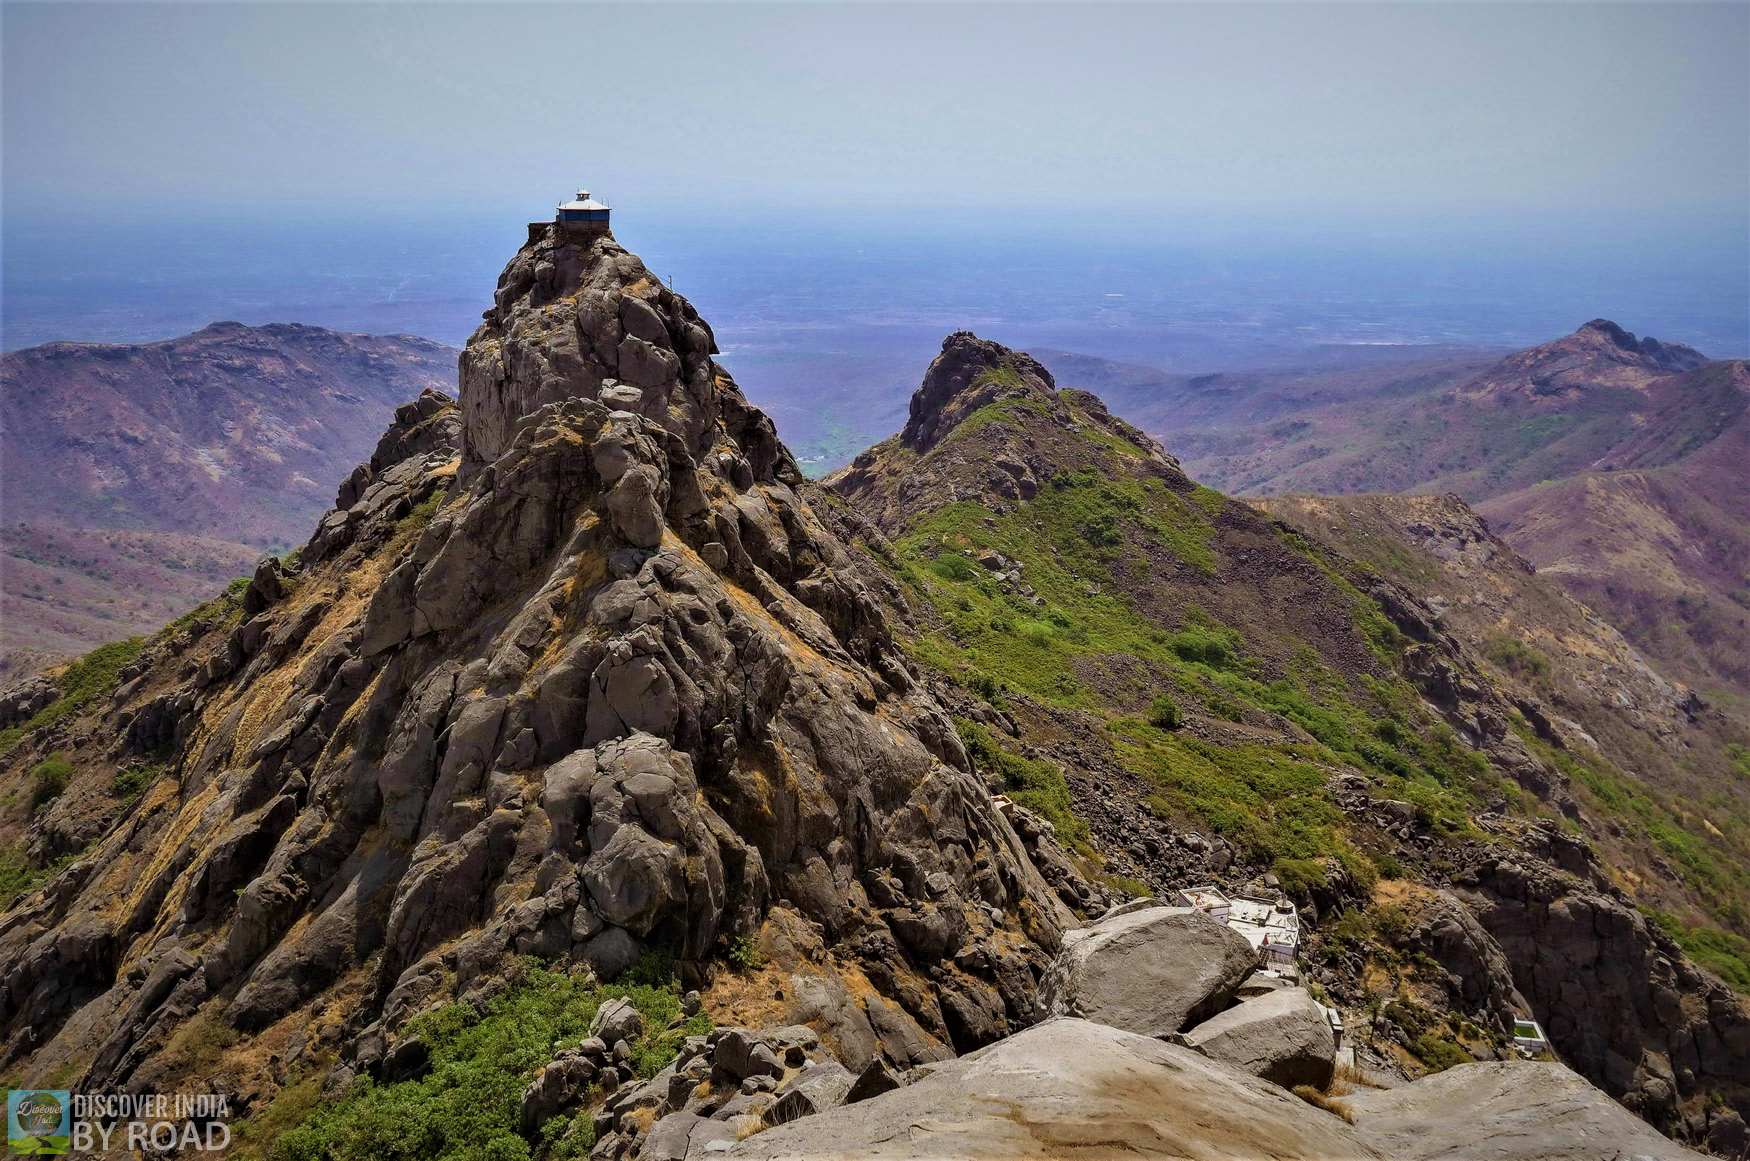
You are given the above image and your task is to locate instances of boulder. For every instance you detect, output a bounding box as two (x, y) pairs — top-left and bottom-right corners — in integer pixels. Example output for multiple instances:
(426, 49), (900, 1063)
(1183, 987), (1336, 1089)
(519, 1051), (599, 1134)
(714, 1029), (784, 1082)
(764, 1060), (855, 1126)
(725, 1017), (1376, 1159)
(1040, 905), (1256, 1036)
(644, 1111), (708, 1161)
(1234, 971), (1291, 999)
(843, 1059), (905, 1104)
(1346, 1061), (1707, 1160)
(591, 996), (645, 1045)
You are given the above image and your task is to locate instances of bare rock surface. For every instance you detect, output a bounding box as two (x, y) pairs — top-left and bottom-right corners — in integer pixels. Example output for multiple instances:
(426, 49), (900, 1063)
(1345, 1061), (1708, 1161)
(1039, 904), (1256, 1036)
(725, 1017), (1376, 1160)
(1184, 986), (1336, 1089)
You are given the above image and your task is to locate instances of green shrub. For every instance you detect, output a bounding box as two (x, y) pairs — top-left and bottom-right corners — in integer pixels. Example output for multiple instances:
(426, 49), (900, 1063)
(29, 754), (74, 810)
(1410, 1033), (1472, 1072)
(727, 934), (765, 973)
(0, 843), (81, 909)
(1482, 633), (1551, 680)
(1167, 626), (1239, 669)
(1147, 695), (1182, 731)
(0, 845), (40, 908)
(966, 671), (1002, 701)
(1082, 512), (1123, 548)
(929, 552), (978, 582)
(1272, 857), (1328, 901)
(261, 958), (709, 1161)
(110, 763), (167, 801)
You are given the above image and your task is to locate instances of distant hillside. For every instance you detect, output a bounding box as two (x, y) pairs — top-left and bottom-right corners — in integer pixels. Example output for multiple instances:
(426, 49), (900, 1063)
(1046, 324), (1750, 706)
(1257, 491), (1750, 951)
(0, 322), (456, 672)
(1478, 360), (1750, 704)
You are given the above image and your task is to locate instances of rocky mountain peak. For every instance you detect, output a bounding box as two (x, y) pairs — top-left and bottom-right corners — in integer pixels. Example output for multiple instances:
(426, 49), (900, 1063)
(831, 332), (1182, 533)
(1460, 318), (1709, 402)
(1572, 318), (1706, 370)
(0, 225), (1084, 1116)
(460, 223), (781, 478)
(900, 330), (1060, 453)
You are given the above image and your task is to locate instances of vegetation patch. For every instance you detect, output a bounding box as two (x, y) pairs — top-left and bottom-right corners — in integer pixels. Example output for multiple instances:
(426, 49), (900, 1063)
(942, 391), (1051, 443)
(1650, 912), (1750, 994)
(0, 637), (145, 756)
(887, 470), (1510, 877)
(0, 843), (84, 909)
(955, 718), (1085, 845)
(1147, 695), (1182, 731)
(110, 762), (170, 802)
(29, 753), (74, 811)
(1517, 723), (1748, 935)
(259, 957), (710, 1161)
(1481, 633), (1551, 681)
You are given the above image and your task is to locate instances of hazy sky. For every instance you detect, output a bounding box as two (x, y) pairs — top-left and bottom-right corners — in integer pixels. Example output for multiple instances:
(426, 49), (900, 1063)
(5, 1), (1747, 223)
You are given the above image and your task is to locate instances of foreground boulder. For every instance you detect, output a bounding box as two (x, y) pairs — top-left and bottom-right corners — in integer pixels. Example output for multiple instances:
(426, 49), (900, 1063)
(725, 1018), (1707, 1161)
(1040, 905), (1256, 1035)
(1184, 986), (1336, 1089)
(726, 1017), (1374, 1160)
(1344, 1061), (1707, 1160)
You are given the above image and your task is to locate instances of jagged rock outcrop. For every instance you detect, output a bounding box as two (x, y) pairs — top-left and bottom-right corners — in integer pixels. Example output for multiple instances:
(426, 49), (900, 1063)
(1456, 849), (1750, 1151)
(1459, 319), (1707, 402)
(0, 227), (1068, 1099)
(0, 675), (57, 728)
(830, 331), (1183, 532)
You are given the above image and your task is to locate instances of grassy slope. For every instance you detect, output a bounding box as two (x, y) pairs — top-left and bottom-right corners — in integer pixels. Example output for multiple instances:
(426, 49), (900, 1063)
(842, 391), (1523, 887)
(1256, 492), (1750, 988)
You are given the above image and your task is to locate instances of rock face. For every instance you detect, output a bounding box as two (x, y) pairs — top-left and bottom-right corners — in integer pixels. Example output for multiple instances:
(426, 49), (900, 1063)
(1345, 1061), (1708, 1161)
(0, 227), (1067, 1095)
(1456, 852), (1750, 1149)
(1457, 319), (1707, 403)
(1039, 905), (1256, 1036)
(898, 331), (1061, 455)
(1184, 986), (1336, 1089)
(726, 1017), (1376, 1160)
(566, 1022), (852, 1161)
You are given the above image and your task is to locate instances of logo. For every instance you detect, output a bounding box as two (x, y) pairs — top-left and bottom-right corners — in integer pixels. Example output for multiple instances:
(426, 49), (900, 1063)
(7, 1090), (69, 1155)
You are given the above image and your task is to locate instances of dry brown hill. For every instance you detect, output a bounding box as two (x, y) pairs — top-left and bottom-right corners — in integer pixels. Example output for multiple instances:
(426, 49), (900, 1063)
(0, 322), (456, 672)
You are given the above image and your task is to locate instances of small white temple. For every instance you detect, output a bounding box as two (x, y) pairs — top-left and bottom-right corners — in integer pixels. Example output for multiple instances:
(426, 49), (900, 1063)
(557, 188), (611, 234)
(1177, 885), (1302, 967)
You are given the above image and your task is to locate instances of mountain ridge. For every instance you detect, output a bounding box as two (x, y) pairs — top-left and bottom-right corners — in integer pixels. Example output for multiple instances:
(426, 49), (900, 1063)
(1046, 322), (1750, 709)
(0, 242), (1743, 1157)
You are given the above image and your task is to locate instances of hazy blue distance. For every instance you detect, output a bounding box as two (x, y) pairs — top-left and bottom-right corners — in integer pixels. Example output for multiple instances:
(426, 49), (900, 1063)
(4, 3), (1746, 466)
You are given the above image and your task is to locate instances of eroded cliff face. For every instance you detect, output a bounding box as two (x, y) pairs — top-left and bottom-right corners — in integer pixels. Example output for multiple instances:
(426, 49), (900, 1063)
(0, 228), (1069, 1103)
(1456, 846), (1750, 1157)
